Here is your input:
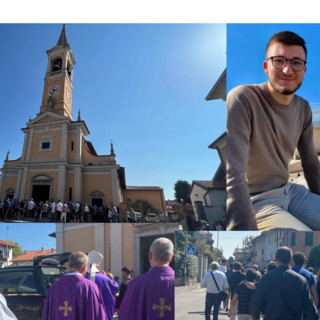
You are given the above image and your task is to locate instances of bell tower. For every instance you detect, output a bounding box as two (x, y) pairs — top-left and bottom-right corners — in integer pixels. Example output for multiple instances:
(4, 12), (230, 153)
(39, 24), (76, 120)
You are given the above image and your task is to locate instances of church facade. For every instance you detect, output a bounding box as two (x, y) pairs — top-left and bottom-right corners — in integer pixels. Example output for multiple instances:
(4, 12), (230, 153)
(0, 25), (166, 214)
(55, 223), (178, 277)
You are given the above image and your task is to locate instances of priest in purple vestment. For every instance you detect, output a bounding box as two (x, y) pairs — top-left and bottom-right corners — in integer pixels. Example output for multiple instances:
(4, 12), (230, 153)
(119, 237), (175, 320)
(41, 251), (107, 320)
(85, 250), (120, 320)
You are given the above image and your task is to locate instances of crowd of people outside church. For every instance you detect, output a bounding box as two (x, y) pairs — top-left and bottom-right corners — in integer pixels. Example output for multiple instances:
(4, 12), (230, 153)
(200, 247), (320, 320)
(0, 198), (123, 223)
(0, 198), (160, 223)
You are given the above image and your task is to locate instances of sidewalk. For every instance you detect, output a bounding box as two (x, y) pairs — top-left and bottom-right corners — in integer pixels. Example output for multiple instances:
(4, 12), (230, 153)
(175, 285), (230, 320)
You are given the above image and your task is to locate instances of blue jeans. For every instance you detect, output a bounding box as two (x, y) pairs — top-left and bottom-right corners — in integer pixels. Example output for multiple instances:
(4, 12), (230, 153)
(205, 293), (221, 320)
(252, 182), (320, 230)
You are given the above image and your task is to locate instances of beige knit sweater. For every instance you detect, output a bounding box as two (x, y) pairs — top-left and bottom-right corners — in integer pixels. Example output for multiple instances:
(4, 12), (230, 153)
(227, 83), (320, 230)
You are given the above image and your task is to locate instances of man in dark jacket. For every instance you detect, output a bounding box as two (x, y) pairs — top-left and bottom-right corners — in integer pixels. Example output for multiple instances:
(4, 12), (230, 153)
(228, 261), (245, 319)
(250, 246), (319, 320)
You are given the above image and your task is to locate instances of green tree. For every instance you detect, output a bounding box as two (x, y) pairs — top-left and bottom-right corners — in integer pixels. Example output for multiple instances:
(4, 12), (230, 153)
(236, 235), (255, 267)
(193, 240), (215, 268)
(212, 247), (224, 263)
(174, 180), (191, 204)
(186, 255), (198, 278)
(307, 246), (320, 269)
(8, 240), (24, 259)
(174, 231), (191, 253)
(174, 250), (198, 278)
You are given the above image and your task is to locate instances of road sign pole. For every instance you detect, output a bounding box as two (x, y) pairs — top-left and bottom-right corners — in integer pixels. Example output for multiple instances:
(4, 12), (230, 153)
(184, 231), (187, 286)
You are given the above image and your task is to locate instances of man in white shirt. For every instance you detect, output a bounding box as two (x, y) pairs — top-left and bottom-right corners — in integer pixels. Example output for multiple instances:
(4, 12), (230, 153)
(27, 199), (35, 219)
(201, 262), (229, 320)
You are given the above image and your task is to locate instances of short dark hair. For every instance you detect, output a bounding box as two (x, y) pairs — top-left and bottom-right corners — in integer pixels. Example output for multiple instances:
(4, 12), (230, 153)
(293, 252), (306, 267)
(233, 262), (242, 271)
(266, 31), (307, 58)
(275, 246), (292, 265)
(267, 261), (277, 272)
(245, 269), (257, 282)
(121, 266), (131, 274)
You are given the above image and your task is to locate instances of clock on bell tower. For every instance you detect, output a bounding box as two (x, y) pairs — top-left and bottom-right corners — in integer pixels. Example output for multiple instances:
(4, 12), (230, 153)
(40, 24), (76, 120)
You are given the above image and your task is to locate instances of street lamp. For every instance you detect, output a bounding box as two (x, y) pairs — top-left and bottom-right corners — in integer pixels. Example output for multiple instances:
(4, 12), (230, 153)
(6, 226), (10, 267)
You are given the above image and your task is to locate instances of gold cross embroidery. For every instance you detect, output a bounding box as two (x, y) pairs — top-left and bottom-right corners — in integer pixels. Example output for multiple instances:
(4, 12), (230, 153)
(58, 301), (73, 317)
(152, 297), (172, 318)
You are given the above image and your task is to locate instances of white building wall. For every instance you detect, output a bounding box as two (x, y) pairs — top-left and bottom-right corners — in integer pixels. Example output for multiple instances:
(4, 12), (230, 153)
(190, 184), (207, 210)
(0, 244), (13, 268)
(203, 189), (226, 223)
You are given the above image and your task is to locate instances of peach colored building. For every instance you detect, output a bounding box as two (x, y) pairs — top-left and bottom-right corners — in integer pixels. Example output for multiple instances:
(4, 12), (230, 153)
(285, 231), (320, 259)
(55, 223), (179, 279)
(0, 25), (166, 215)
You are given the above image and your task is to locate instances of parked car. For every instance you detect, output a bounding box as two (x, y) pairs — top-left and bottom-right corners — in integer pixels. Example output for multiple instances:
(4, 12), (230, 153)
(145, 213), (159, 223)
(133, 211), (142, 222)
(0, 252), (71, 320)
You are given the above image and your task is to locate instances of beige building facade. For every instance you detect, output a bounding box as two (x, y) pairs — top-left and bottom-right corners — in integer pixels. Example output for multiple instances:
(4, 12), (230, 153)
(55, 223), (179, 278)
(0, 25), (166, 214)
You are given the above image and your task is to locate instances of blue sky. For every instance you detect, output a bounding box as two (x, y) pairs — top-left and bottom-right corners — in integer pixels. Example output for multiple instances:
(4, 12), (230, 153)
(1, 223), (56, 251)
(0, 24), (226, 200)
(227, 23), (320, 125)
(0, 223), (260, 256)
(212, 231), (261, 259)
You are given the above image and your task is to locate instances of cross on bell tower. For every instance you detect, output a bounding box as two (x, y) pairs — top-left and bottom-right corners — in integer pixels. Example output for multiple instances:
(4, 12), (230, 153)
(39, 24), (76, 119)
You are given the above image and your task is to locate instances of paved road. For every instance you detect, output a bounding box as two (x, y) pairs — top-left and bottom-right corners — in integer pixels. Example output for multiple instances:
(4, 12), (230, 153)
(175, 285), (230, 320)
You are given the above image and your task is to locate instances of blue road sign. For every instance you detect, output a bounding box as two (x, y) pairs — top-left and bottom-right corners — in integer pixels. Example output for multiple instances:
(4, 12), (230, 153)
(187, 247), (195, 255)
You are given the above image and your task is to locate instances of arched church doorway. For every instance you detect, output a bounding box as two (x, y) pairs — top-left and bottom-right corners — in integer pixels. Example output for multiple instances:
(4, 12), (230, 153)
(31, 175), (52, 203)
(90, 190), (105, 207)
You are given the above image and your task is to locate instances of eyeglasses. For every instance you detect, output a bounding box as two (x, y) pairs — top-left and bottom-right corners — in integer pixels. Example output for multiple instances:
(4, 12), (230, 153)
(267, 56), (307, 71)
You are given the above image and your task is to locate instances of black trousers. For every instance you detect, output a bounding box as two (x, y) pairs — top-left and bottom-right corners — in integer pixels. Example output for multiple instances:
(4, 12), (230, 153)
(205, 292), (221, 320)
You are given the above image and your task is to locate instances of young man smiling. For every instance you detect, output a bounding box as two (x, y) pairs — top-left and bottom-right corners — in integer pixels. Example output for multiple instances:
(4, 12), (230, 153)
(227, 31), (320, 230)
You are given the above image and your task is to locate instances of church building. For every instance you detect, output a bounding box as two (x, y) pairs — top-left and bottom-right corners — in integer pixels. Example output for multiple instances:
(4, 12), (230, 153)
(0, 25), (166, 214)
(55, 222), (178, 277)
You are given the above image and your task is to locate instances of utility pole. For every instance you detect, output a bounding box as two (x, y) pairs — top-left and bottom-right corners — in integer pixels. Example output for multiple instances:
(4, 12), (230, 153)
(6, 226), (10, 267)
(217, 231), (219, 251)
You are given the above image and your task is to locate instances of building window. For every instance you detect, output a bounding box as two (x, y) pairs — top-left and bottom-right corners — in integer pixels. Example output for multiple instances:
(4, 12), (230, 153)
(305, 232), (313, 246)
(42, 142), (50, 149)
(69, 188), (72, 201)
(71, 141), (74, 151)
(291, 233), (296, 246)
(52, 58), (62, 73)
(39, 135), (53, 152)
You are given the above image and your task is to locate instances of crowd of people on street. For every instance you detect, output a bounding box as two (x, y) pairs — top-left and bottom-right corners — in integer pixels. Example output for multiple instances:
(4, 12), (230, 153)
(0, 198), (146, 223)
(200, 220), (227, 231)
(201, 247), (320, 320)
(185, 213), (227, 231)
